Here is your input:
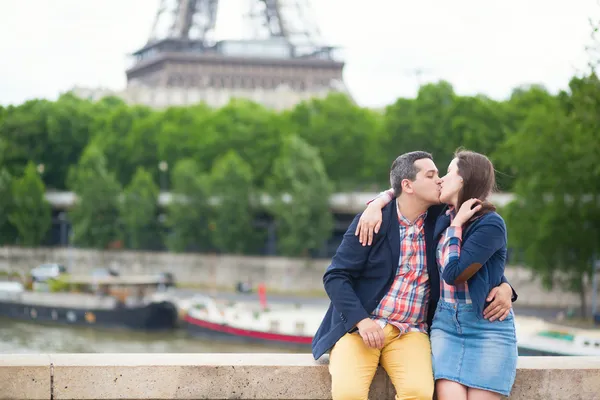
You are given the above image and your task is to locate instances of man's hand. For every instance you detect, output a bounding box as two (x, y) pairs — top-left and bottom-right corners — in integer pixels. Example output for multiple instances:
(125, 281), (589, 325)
(484, 283), (513, 322)
(356, 318), (385, 349)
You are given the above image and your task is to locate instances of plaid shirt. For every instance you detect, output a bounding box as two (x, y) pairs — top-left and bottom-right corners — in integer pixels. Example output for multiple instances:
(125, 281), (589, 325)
(438, 208), (472, 303)
(370, 191), (430, 334)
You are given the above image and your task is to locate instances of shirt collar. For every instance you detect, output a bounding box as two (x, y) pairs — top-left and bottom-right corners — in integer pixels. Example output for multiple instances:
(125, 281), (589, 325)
(397, 204), (427, 229)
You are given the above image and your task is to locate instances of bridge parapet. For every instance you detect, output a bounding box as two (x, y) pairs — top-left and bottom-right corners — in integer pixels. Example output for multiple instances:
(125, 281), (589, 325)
(2, 354), (600, 399)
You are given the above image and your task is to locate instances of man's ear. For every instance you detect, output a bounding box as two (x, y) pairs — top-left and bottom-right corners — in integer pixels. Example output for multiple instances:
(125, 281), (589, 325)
(402, 179), (414, 194)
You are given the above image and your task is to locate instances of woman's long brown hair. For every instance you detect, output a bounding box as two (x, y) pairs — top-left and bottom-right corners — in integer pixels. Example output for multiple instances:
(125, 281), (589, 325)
(454, 149), (497, 221)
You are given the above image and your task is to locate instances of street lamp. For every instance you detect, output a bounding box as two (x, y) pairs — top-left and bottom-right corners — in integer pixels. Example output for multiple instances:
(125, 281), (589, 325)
(58, 212), (68, 247)
(37, 163), (45, 174)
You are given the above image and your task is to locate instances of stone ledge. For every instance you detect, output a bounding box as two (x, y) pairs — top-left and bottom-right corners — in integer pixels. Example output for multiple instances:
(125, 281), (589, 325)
(0, 354), (50, 400)
(1, 354), (599, 399)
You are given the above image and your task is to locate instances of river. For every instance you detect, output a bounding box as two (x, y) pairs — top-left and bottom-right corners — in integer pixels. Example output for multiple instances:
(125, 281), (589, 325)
(0, 288), (589, 355)
(0, 317), (299, 354)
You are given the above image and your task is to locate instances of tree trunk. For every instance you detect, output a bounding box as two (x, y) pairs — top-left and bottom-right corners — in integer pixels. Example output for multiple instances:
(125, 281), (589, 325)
(580, 275), (588, 319)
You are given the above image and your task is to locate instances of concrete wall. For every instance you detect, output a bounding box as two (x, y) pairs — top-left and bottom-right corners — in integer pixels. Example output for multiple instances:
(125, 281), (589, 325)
(1, 354), (599, 399)
(0, 246), (597, 310)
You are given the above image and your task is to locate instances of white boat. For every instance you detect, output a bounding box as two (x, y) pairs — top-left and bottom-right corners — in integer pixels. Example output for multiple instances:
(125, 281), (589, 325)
(183, 295), (600, 355)
(515, 315), (600, 356)
(183, 295), (324, 348)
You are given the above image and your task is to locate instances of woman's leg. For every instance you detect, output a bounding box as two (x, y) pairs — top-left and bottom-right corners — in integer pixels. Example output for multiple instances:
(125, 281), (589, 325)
(435, 379), (467, 400)
(467, 387), (502, 400)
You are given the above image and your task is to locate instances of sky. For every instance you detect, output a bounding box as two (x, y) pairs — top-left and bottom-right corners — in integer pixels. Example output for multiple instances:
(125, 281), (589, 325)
(0, 0), (598, 108)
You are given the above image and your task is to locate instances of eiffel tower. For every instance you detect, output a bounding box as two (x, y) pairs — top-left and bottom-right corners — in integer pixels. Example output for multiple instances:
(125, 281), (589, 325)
(122, 0), (348, 109)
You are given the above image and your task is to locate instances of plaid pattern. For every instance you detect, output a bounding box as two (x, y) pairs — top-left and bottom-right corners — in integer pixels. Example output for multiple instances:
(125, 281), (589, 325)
(371, 206), (430, 334)
(437, 208), (472, 303)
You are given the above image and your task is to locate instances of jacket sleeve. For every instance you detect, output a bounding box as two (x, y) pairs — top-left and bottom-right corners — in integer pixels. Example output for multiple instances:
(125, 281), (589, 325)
(323, 213), (377, 331)
(441, 217), (507, 285)
(366, 188), (394, 205)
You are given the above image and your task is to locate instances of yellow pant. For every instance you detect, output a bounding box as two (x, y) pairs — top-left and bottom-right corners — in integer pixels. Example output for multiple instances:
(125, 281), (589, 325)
(329, 324), (434, 400)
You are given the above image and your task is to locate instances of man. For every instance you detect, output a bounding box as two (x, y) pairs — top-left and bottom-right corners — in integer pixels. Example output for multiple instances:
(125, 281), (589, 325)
(311, 151), (516, 400)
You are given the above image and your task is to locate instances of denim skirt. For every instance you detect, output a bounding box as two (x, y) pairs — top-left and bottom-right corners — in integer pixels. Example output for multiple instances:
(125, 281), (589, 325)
(430, 301), (518, 396)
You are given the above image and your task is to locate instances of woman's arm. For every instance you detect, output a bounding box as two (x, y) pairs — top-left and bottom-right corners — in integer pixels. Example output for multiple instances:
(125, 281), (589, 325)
(441, 217), (506, 285)
(355, 189), (394, 246)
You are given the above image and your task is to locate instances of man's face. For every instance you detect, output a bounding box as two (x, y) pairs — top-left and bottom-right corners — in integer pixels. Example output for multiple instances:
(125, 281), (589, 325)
(407, 158), (441, 205)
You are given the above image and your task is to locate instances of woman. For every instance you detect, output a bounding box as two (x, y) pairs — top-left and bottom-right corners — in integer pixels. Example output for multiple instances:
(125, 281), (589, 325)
(356, 150), (517, 399)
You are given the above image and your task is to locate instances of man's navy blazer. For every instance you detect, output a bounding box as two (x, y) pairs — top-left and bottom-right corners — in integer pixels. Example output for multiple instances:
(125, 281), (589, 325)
(311, 199), (445, 360)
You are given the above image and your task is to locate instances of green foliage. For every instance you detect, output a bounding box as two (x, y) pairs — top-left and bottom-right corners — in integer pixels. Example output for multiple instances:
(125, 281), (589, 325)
(91, 104), (155, 186)
(0, 100), (53, 184)
(156, 104), (213, 181)
(0, 167), (14, 242)
(0, 87), (524, 197)
(120, 167), (160, 249)
(48, 275), (71, 292)
(9, 162), (52, 246)
(378, 82), (515, 189)
(286, 93), (381, 190)
(166, 159), (212, 252)
(44, 94), (97, 190)
(500, 74), (600, 315)
(200, 99), (286, 187)
(67, 144), (122, 249)
(267, 135), (333, 257)
(209, 151), (256, 254)
(0, 95), (98, 191)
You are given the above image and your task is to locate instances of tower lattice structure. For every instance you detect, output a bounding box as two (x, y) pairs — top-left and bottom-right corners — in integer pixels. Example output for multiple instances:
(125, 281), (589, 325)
(123, 0), (347, 109)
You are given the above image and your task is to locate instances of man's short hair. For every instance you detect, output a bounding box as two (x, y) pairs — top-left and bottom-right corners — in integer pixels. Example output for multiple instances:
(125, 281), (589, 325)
(390, 151), (433, 196)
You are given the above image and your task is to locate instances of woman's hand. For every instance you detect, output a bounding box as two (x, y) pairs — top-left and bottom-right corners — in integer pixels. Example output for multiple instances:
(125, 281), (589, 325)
(484, 283), (513, 321)
(355, 203), (384, 246)
(451, 198), (482, 227)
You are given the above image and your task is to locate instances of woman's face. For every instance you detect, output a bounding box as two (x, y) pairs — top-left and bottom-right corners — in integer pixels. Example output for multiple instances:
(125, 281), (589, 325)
(440, 158), (463, 205)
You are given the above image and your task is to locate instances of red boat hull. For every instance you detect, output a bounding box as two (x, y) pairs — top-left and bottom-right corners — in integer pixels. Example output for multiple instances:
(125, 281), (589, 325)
(183, 314), (313, 347)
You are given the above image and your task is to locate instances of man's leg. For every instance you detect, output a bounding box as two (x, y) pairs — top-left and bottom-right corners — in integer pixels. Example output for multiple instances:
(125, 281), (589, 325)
(379, 329), (434, 400)
(329, 332), (381, 400)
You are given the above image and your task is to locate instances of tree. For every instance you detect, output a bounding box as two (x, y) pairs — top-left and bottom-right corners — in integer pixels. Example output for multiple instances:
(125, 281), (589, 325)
(91, 104), (155, 186)
(157, 104), (214, 172)
(381, 82), (460, 178)
(586, 15), (600, 70)
(9, 162), (51, 246)
(286, 93), (381, 190)
(200, 99), (285, 187)
(267, 135), (333, 257)
(0, 167), (14, 244)
(0, 100), (53, 185)
(44, 94), (96, 190)
(209, 151), (256, 254)
(120, 167), (160, 249)
(67, 144), (122, 249)
(500, 75), (600, 316)
(166, 159), (212, 252)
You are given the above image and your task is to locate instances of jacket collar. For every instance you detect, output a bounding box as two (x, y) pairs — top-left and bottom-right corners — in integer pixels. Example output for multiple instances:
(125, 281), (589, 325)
(433, 205), (452, 239)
